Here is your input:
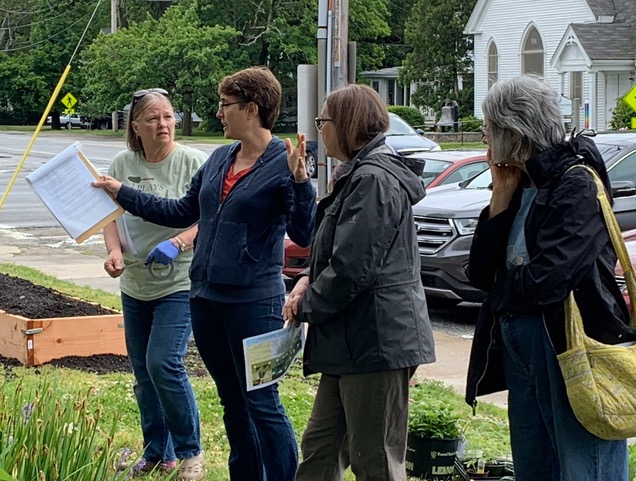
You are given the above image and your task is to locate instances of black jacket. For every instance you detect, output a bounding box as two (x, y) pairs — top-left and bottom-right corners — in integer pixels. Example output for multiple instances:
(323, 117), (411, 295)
(465, 135), (636, 406)
(296, 134), (436, 375)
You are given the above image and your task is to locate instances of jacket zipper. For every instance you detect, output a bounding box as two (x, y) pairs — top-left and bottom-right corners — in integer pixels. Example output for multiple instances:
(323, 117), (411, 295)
(202, 159), (264, 276)
(472, 311), (499, 416)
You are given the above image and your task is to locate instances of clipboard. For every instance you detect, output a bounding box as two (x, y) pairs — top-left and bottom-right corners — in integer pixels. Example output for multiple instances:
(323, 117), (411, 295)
(26, 142), (124, 244)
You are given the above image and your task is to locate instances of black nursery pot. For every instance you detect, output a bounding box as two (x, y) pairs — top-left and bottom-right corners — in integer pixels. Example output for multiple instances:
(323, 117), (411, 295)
(405, 434), (462, 480)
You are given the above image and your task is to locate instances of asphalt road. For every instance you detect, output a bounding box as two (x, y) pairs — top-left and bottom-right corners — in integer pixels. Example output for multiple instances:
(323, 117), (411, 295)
(0, 131), (218, 229)
(0, 130), (478, 335)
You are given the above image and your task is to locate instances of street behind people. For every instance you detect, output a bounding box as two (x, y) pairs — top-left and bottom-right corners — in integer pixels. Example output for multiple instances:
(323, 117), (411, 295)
(466, 74), (636, 481)
(283, 84), (436, 481)
(102, 88), (206, 480)
(94, 66), (316, 481)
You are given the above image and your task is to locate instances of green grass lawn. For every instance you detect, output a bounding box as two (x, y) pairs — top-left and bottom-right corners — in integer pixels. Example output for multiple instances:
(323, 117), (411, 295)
(0, 264), (511, 481)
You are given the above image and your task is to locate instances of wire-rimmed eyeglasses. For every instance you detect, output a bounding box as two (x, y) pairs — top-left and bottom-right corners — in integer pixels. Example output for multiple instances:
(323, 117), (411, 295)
(218, 101), (244, 111)
(314, 117), (332, 131)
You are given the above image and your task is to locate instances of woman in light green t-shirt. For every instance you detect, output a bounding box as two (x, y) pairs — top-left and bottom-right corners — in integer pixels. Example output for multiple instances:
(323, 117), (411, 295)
(102, 89), (206, 480)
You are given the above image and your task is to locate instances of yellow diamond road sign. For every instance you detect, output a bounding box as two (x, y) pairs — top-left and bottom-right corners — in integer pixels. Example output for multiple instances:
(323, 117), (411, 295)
(61, 93), (77, 110)
(624, 84), (636, 113)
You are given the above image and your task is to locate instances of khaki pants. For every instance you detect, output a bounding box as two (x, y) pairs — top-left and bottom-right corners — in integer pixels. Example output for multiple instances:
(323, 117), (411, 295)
(295, 368), (413, 481)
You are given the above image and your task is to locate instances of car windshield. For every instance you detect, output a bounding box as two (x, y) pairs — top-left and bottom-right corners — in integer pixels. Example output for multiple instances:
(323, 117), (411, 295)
(462, 168), (493, 189)
(421, 159), (453, 186)
(387, 115), (417, 136)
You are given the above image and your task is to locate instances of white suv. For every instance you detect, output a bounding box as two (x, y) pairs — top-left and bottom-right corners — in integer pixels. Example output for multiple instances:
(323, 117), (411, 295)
(59, 113), (85, 129)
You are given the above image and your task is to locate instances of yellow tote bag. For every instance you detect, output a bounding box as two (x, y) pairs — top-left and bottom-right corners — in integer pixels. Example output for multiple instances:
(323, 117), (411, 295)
(557, 164), (636, 440)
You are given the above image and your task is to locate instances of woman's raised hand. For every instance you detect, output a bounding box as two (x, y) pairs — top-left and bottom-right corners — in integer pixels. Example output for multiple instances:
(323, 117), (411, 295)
(285, 133), (309, 182)
(92, 175), (123, 196)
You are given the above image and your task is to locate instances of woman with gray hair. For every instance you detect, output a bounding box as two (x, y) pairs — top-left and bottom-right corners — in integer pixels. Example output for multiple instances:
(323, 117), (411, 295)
(465, 75), (635, 481)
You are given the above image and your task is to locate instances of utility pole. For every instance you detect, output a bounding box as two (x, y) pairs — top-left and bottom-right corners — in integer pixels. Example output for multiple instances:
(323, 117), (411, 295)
(111, 0), (119, 132)
(314, 0), (349, 196)
(331, 0), (348, 92)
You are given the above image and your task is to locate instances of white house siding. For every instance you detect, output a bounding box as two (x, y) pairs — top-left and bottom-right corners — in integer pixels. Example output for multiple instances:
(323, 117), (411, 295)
(471, 0), (594, 119)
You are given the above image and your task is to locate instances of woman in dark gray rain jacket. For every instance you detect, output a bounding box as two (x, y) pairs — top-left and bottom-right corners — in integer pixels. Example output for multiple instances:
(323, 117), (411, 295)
(283, 84), (435, 481)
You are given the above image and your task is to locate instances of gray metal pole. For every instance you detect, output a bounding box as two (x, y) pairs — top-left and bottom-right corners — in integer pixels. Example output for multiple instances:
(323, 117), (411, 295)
(111, 0), (119, 132)
(348, 41), (356, 84)
(316, 0), (328, 197)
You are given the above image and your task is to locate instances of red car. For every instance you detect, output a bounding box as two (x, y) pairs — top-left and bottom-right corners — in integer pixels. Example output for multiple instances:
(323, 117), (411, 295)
(282, 151), (489, 280)
(616, 229), (636, 311)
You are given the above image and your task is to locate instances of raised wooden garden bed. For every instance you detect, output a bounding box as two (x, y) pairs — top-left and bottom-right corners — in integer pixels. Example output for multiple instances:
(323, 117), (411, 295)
(0, 273), (125, 367)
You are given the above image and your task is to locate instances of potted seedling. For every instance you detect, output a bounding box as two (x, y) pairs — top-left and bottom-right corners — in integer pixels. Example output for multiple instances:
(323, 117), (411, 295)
(406, 392), (464, 480)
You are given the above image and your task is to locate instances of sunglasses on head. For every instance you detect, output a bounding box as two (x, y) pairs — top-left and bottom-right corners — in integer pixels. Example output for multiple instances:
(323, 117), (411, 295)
(133, 88), (169, 100)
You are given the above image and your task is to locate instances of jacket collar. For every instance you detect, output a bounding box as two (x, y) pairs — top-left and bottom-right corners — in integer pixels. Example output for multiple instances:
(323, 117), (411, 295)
(525, 142), (578, 189)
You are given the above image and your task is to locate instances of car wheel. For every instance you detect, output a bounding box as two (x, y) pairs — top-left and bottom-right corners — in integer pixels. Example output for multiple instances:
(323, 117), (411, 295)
(306, 151), (317, 178)
(65, 122), (72, 130)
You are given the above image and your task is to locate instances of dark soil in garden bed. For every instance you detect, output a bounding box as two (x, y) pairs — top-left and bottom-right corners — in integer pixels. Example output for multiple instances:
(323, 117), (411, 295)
(0, 273), (208, 377)
(0, 273), (115, 318)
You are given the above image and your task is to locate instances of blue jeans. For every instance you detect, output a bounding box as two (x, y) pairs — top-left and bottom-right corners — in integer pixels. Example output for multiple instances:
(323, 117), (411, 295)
(122, 291), (201, 463)
(499, 313), (628, 481)
(190, 295), (298, 481)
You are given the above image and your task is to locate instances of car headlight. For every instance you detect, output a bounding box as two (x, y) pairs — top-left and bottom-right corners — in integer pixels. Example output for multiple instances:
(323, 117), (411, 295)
(453, 218), (479, 236)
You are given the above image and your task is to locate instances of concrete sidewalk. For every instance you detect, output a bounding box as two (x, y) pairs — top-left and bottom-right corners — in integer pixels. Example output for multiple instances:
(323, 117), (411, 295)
(0, 225), (508, 408)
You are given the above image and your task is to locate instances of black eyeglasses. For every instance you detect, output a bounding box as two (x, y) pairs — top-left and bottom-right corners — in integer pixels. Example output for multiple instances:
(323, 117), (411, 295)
(218, 101), (244, 111)
(314, 117), (332, 131)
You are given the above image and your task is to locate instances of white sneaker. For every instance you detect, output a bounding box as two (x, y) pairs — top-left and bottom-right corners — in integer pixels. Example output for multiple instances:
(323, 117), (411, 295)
(178, 451), (205, 481)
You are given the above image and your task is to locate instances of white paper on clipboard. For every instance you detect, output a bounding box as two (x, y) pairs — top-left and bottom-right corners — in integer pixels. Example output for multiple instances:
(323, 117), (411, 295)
(25, 142), (123, 243)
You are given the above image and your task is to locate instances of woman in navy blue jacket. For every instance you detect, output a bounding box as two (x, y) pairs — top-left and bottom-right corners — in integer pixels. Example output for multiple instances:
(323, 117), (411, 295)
(95, 67), (316, 481)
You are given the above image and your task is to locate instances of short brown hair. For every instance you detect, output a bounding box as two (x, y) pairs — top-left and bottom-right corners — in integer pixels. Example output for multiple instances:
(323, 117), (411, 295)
(218, 67), (281, 130)
(126, 91), (173, 153)
(325, 84), (389, 160)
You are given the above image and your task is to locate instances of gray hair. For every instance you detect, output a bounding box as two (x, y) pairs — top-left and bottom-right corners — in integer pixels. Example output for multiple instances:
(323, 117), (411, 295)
(483, 75), (565, 165)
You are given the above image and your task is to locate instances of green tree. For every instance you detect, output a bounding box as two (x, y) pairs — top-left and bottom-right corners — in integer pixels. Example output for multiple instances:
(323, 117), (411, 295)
(381, 0), (417, 68)
(401, 0), (476, 111)
(80, 3), (239, 134)
(349, 0), (391, 73)
(0, 0), (110, 125)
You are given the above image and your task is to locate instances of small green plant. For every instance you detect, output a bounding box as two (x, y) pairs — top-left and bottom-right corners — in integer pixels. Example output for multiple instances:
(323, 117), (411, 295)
(460, 116), (483, 132)
(0, 378), (148, 481)
(610, 99), (635, 130)
(387, 105), (424, 127)
(408, 382), (462, 439)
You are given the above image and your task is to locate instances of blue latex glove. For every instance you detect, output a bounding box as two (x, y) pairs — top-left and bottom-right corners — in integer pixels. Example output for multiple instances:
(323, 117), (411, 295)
(145, 240), (179, 266)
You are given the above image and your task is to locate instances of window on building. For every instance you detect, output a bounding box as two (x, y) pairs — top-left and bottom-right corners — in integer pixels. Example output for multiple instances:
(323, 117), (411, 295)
(487, 42), (499, 89)
(388, 80), (395, 105)
(522, 26), (544, 77)
(371, 81), (380, 93)
(570, 72), (582, 101)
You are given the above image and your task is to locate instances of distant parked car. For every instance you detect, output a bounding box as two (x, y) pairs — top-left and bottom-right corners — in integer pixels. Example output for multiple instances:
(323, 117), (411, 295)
(52, 113), (86, 129)
(304, 112), (441, 178)
(281, 151), (487, 282)
(413, 132), (636, 306)
(408, 150), (488, 188)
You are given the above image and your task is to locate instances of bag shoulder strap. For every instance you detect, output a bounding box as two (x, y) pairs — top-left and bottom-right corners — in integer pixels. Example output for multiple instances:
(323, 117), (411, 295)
(566, 164), (636, 326)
